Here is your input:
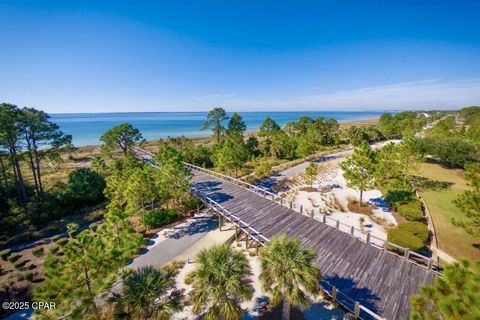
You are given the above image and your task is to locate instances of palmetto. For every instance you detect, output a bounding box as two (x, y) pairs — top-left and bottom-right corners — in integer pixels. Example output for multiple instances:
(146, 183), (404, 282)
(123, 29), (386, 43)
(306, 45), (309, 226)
(260, 235), (321, 320)
(114, 266), (183, 320)
(187, 244), (253, 320)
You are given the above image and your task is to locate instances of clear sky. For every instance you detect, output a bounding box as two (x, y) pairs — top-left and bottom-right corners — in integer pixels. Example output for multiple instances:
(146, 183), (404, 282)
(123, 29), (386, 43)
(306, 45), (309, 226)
(1, 0), (479, 113)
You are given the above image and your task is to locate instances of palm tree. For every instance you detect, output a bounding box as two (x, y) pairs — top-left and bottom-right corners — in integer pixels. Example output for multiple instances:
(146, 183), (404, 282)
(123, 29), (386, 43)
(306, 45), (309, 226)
(186, 244), (253, 320)
(260, 235), (321, 320)
(114, 266), (182, 319)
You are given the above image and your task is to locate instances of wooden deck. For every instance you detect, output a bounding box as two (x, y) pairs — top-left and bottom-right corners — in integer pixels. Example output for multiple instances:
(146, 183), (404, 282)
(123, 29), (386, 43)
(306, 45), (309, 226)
(191, 169), (436, 320)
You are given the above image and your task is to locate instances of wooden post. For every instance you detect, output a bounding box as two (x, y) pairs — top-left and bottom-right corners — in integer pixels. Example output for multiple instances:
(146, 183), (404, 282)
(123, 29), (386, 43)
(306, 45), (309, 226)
(280, 198), (283, 206)
(256, 242), (259, 255)
(310, 210), (313, 218)
(245, 231), (250, 249)
(336, 220), (340, 229)
(218, 214), (222, 231)
(300, 205), (303, 214)
(366, 232), (371, 244)
(332, 286), (337, 303)
(235, 226), (239, 242)
(350, 226), (354, 236)
(354, 301), (360, 318)
(271, 194), (275, 201)
(427, 258), (433, 269)
(383, 240), (388, 252)
(289, 202), (292, 210)
(404, 248), (410, 260)
(196, 201), (200, 213)
(323, 215), (327, 224)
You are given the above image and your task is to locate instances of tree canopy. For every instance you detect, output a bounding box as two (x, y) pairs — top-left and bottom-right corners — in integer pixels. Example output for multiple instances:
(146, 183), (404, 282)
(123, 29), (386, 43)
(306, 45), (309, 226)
(100, 123), (143, 157)
(340, 141), (378, 205)
(201, 107), (228, 143)
(260, 235), (321, 320)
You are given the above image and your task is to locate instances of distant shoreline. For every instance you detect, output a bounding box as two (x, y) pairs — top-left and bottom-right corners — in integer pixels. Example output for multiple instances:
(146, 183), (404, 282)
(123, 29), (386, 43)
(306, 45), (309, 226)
(76, 116), (380, 150)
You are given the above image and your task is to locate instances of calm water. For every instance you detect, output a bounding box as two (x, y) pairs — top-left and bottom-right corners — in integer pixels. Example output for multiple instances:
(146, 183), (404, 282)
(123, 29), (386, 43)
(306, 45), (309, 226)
(50, 111), (384, 147)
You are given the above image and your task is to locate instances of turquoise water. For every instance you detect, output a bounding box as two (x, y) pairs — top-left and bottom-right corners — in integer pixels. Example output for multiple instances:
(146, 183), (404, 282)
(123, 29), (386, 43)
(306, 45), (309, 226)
(50, 111), (384, 147)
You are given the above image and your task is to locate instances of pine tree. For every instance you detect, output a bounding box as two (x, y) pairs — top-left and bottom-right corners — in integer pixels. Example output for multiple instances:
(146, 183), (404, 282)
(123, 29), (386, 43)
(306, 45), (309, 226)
(304, 162), (317, 188)
(226, 112), (247, 136)
(201, 107), (228, 143)
(340, 141), (378, 205)
(410, 260), (480, 320)
(453, 163), (480, 237)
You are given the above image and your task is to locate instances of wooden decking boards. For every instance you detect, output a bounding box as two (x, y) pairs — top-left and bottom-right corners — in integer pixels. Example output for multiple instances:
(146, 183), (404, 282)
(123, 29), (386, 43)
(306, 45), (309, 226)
(191, 170), (436, 320)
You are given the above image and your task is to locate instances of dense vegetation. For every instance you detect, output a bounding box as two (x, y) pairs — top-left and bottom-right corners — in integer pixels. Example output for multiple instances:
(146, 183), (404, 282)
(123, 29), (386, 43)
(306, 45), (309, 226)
(411, 260), (480, 320)
(0, 103), (90, 246)
(2, 104), (479, 319)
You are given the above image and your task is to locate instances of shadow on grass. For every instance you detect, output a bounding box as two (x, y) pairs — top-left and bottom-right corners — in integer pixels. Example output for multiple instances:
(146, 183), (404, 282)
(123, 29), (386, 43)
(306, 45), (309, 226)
(412, 176), (454, 191)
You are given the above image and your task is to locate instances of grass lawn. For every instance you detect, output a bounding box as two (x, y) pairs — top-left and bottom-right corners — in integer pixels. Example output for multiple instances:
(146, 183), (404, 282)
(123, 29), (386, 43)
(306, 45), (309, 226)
(415, 162), (480, 261)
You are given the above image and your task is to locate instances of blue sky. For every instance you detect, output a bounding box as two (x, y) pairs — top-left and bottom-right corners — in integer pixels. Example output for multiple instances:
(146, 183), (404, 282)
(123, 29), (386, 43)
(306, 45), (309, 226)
(1, 1), (479, 113)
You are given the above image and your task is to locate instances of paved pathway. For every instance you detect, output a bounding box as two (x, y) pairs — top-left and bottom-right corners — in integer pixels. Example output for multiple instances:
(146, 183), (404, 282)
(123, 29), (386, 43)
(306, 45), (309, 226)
(128, 213), (218, 269)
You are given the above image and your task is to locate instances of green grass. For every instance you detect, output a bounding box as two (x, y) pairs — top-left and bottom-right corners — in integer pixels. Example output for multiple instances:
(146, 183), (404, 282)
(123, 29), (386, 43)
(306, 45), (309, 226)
(416, 162), (480, 261)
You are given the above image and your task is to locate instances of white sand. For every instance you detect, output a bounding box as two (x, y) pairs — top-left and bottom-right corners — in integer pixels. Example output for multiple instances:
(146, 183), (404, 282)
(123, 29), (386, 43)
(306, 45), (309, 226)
(284, 153), (398, 244)
(172, 242), (346, 320)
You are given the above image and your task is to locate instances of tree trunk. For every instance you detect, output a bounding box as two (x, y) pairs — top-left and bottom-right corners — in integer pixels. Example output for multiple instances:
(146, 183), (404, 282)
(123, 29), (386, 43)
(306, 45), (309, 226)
(282, 300), (290, 320)
(359, 189), (363, 207)
(27, 149), (40, 197)
(32, 144), (44, 199)
(0, 155), (8, 191)
(10, 149), (28, 205)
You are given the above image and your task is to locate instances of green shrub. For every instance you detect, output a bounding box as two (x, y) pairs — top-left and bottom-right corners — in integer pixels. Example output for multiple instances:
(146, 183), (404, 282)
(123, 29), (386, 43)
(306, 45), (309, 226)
(0, 248), (11, 260)
(398, 222), (429, 243)
(44, 257), (59, 269)
(57, 238), (69, 246)
(7, 253), (20, 263)
(387, 228), (424, 252)
(50, 235), (61, 242)
(13, 259), (27, 270)
(48, 245), (60, 255)
(89, 223), (98, 231)
(144, 209), (178, 229)
(396, 200), (424, 221)
(254, 162), (273, 178)
(20, 271), (34, 282)
(384, 179), (415, 203)
(32, 247), (44, 257)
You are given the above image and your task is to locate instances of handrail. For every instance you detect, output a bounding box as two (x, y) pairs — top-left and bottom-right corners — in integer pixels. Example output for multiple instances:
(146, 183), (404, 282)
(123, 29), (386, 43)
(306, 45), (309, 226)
(182, 153), (441, 273)
(133, 146), (387, 320)
(184, 162), (276, 198)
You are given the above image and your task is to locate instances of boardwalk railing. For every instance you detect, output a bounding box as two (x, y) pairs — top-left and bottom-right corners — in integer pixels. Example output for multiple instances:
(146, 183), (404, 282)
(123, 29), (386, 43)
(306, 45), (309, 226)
(193, 185), (385, 320)
(133, 147), (387, 319)
(184, 162), (277, 199)
(182, 159), (442, 274)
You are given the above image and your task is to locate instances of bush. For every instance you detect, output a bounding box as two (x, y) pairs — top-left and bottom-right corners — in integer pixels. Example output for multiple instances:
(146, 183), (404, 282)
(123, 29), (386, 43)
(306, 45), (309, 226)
(20, 271), (34, 282)
(44, 257), (59, 269)
(62, 168), (106, 207)
(387, 228), (425, 252)
(57, 238), (69, 246)
(0, 248), (11, 260)
(396, 200), (424, 221)
(384, 179), (415, 203)
(32, 247), (44, 257)
(13, 259), (28, 270)
(398, 222), (429, 243)
(48, 245), (60, 255)
(254, 162), (273, 178)
(144, 209), (178, 229)
(7, 253), (20, 263)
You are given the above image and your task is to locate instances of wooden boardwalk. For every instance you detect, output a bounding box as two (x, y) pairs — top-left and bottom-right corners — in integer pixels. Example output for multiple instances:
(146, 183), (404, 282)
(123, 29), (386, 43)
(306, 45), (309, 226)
(191, 169), (436, 320)
(131, 147), (437, 320)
